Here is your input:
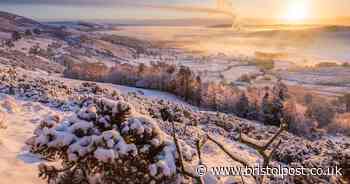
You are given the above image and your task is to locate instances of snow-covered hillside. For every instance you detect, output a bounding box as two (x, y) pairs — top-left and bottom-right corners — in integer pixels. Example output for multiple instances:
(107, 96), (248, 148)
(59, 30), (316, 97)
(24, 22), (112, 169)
(0, 11), (349, 184)
(0, 64), (349, 183)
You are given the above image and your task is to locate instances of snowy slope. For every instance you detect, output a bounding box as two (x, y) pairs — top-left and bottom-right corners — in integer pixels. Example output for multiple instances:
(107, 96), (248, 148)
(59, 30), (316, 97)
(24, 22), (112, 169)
(0, 94), (70, 184)
(0, 64), (349, 184)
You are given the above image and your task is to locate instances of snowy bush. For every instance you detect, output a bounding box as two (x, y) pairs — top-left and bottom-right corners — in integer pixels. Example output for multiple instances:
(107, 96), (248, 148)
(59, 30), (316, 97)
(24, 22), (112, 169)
(27, 97), (194, 184)
(305, 101), (335, 128)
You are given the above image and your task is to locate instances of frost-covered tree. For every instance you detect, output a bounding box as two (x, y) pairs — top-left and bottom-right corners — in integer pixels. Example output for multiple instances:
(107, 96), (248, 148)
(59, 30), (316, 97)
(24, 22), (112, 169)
(235, 92), (249, 118)
(199, 82), (218, 110)
(199, 82), (240, 112)
(65, 61), (109, 81)
(261, 93), (284, 126)
(27, 97), (194, 184)
(174, 66), (196, 101)
(305, 101), (335, 128)
(283, 99), (316, 136)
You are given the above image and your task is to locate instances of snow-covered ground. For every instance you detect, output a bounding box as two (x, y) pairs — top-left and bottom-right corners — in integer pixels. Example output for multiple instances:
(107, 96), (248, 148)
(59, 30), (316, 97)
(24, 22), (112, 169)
(12, 37), (54, 54)
(0, 94), (70, 184)
(11, 65), (193, 108)
(280, 67), (350, 97)
(109, 84), (194, 107)
(0, 32), (11, 40)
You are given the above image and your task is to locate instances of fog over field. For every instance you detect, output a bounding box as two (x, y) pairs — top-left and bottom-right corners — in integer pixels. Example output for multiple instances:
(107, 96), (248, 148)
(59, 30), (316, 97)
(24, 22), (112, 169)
(107, 25), (350, 65)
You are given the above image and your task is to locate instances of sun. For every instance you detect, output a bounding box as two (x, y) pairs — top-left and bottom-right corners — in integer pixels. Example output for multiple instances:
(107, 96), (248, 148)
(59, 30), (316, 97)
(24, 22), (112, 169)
(283, 0), (310, 23)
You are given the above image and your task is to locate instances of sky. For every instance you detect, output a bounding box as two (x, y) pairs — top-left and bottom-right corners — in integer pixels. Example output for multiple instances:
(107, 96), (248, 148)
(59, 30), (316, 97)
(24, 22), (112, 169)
(0, 0), (349, 22)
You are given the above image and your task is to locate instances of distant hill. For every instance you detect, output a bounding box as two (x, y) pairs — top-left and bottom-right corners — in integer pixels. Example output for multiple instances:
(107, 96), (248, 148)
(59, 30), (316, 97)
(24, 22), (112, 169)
(83, 17), (233, 27)
(0, 11), (42, 32)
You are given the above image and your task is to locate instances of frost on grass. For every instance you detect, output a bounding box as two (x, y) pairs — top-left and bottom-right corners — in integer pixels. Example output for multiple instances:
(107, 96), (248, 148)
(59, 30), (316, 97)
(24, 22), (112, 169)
(27, 97), (195, 184)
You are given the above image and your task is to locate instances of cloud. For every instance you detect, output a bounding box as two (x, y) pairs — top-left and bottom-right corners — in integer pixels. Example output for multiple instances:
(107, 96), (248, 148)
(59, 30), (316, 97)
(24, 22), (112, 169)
(0, 0), (135, 5)
(0, 0), (235, 18)
(143, 4), (235, 17)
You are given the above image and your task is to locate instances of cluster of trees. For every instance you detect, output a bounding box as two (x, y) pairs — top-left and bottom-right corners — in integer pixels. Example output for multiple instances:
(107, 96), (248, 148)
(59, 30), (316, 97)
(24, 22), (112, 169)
(64, 61), (201, 104)
(65, 61), (287, 125)
(28, 43), (56, 59)
(283, 92), (350, 136)
(198, 80), (289, 127)
(64, 58), (109, 81)
(2, 28), (42, 49)
(11, 28), (41, 41)
(64, 60), (350, 136)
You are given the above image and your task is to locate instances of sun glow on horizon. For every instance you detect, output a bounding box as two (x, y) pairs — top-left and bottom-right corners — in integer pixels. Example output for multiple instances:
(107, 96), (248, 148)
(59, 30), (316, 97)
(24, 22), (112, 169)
(283, 0), (310, 23)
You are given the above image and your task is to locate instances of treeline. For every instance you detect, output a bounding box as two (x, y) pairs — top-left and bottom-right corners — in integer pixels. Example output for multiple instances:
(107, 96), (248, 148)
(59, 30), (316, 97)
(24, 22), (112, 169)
(64, 60), (285, 123)
(64, 60), (202, 104)
(64, 60), (350, 136)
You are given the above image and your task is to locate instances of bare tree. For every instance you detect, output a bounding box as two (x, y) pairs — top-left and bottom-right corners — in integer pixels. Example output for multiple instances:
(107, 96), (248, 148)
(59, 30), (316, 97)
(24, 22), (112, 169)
(206, 122), (287, 184)
(169, 117), (287, 184)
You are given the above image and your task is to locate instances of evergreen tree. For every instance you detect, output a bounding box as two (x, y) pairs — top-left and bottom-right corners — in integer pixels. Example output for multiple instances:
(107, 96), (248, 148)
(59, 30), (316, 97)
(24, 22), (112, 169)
(261, 93), (284, 126)
(175, 66), (199, 102)
(236, 92), (249, 118)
